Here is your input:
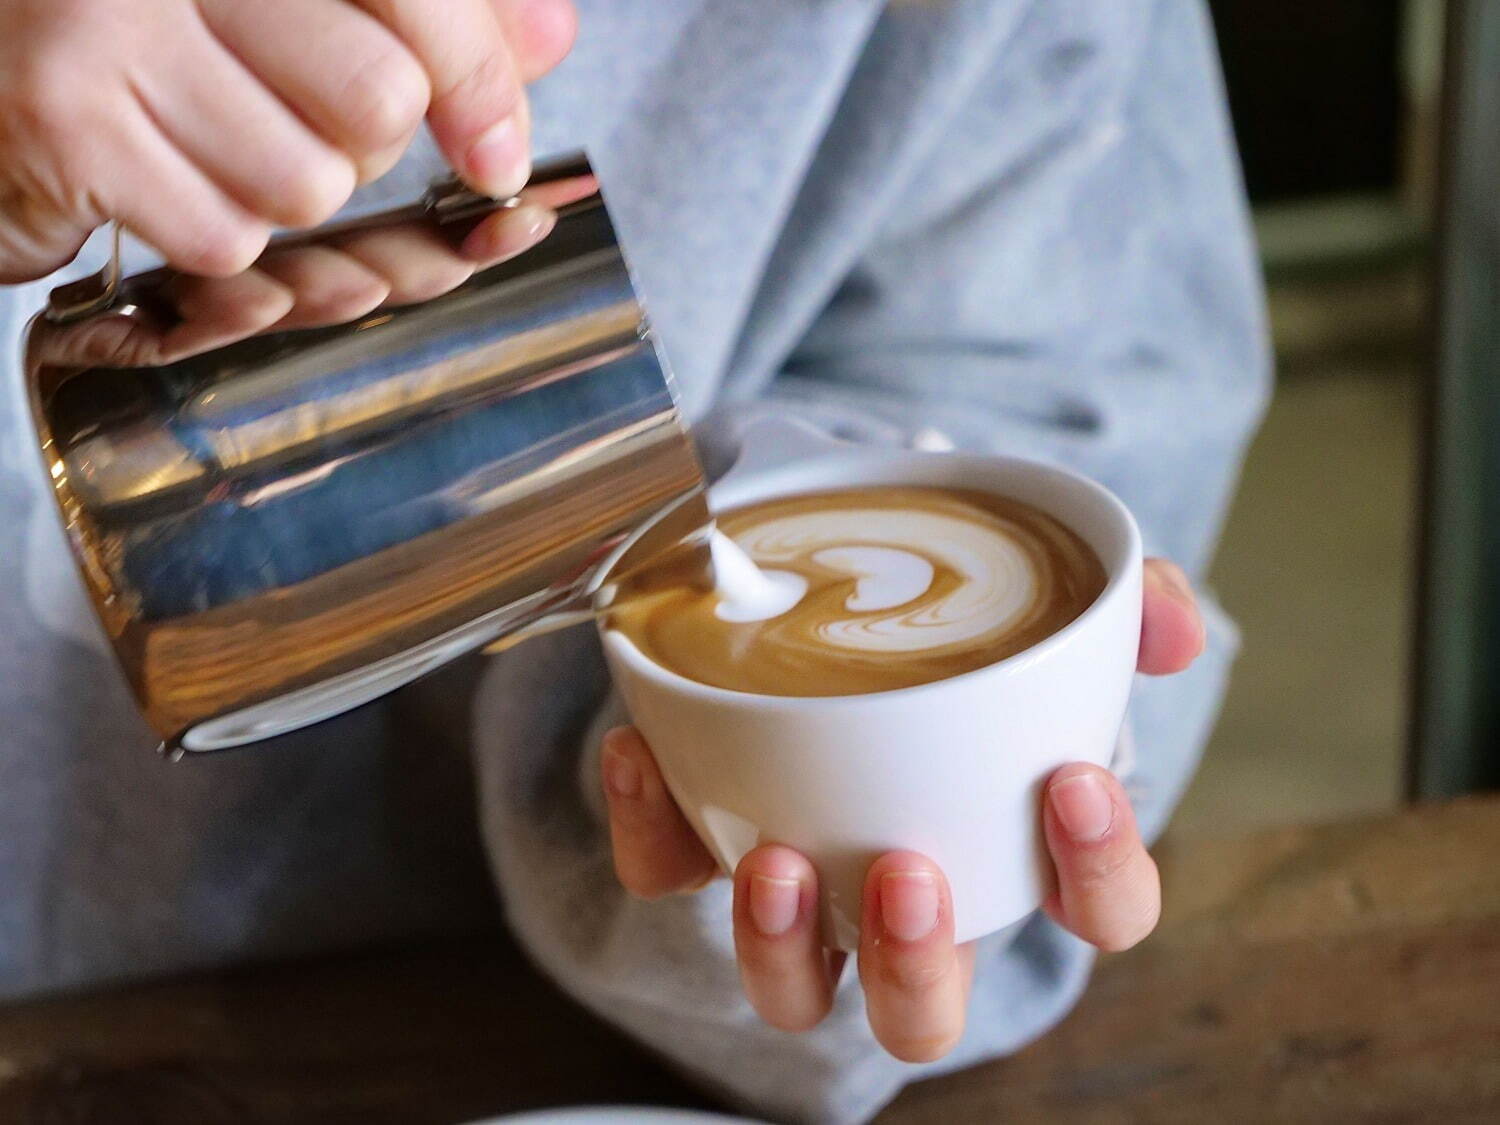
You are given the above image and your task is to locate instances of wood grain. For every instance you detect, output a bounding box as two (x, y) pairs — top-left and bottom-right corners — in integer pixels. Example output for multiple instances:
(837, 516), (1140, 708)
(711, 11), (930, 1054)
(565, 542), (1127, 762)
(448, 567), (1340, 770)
(0, 798), (1495, 1124)
(877, 797), (1500, 1124)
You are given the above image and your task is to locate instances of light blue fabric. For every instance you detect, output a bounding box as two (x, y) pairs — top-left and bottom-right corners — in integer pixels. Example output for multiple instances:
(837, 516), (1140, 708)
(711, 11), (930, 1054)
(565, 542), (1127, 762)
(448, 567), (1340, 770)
(478, 2), (1267, 1122)
(0, 1), (1267, 1122)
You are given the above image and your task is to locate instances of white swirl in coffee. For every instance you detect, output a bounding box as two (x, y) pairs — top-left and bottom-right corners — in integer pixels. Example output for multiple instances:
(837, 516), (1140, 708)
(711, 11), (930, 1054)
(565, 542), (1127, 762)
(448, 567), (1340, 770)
(724, 510), (1043, 654)
(608, 485), (1106, 697)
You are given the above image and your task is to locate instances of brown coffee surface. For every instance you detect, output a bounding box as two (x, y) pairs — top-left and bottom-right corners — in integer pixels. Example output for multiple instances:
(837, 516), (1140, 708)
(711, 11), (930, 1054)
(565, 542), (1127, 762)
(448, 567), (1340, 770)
(607, 485), (1106, 696)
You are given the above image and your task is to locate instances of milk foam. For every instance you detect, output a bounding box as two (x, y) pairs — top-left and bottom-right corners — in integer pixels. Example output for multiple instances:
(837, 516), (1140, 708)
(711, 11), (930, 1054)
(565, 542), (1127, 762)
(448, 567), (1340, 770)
(811, 546), (933, 612)
(728, 509), (1036, 654)
(709, 531), (808, 623)
(608, 486), (1105, 698)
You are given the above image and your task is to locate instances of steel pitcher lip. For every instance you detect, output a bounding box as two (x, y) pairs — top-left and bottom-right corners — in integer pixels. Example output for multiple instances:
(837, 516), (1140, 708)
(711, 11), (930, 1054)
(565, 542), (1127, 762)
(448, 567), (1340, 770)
(21, 150), (709, 754)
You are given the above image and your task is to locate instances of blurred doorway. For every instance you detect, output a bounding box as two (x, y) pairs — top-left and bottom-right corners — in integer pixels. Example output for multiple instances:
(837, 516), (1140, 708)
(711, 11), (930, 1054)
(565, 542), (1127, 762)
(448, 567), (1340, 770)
(1173, 1), (1441, 834)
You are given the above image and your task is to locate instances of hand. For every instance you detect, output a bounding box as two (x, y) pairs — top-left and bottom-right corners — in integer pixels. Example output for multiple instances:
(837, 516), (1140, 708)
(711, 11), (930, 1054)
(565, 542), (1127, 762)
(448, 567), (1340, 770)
(601, 557), (1206, 1061)
(33, 173), (599, 370)
(0, 0), (577, 283)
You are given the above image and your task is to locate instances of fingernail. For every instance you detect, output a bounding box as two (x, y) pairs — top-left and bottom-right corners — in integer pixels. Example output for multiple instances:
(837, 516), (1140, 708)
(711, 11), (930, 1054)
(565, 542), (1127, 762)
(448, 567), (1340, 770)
(602, 749), (641, 800)
(468, 117), (530, 198)
(748, 874), (801, 937)
(880, 871), (939, 942)
(1050, 772), (1115, 842)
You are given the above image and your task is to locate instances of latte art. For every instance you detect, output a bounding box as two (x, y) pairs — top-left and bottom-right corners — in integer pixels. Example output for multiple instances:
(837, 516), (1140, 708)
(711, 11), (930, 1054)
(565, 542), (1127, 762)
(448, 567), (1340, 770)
(608, 486), (1107, 697)
(707, 532), (808, 623)
(728, 509), (1042, 654)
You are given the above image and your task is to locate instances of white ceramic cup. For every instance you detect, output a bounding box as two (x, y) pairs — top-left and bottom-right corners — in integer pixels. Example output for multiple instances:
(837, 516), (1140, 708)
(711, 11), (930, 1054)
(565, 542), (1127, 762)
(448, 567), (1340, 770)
(599, 420), (1143, 950)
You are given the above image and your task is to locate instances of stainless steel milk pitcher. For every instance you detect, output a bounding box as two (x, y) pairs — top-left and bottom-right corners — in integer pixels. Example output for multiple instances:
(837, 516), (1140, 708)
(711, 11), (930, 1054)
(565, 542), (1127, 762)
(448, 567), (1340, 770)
(20, 151), (709, 754)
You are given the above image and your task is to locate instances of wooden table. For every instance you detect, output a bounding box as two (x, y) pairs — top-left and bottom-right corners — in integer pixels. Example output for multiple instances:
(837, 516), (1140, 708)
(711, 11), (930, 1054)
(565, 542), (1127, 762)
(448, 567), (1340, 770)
(1, 797), (1497, 1124)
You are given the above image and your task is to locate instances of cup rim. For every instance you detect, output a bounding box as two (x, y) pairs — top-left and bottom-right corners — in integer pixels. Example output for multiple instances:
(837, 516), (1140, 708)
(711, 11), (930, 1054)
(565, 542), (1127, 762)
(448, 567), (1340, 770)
(599, 448), (1142, 709)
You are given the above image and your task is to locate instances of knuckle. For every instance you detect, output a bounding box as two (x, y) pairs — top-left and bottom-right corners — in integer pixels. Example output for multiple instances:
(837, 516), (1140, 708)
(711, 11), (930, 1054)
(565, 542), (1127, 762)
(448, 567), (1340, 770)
(45, 143), (90, 207)
(6, 52), (109, 224)
(272, 158), (356, 229)
(336, 45), (430, 153)
(873, 953), (953, 994)
(1065, 826), (1154, 891)
(179, 219), (269, 278)
(8, 51), (82, 150)
(7, 144), (91, 238)
(1076, 846), (1137, 889)
(1095, 895), (1162, 953)
(448, 50), (522, 120)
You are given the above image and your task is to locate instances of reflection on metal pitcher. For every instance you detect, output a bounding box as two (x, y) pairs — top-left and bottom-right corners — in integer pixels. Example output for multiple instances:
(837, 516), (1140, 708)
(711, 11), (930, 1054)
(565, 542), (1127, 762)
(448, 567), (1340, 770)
(22, 152), (709, 753)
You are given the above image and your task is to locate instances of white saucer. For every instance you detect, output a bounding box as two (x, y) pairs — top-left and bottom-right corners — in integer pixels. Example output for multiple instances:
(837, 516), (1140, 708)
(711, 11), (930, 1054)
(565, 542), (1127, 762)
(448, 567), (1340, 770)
(464, 1109), (765, 1125)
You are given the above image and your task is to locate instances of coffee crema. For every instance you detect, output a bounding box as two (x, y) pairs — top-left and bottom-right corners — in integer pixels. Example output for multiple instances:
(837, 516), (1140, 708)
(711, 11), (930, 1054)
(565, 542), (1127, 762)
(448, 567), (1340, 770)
(607, 485), (1107, 696)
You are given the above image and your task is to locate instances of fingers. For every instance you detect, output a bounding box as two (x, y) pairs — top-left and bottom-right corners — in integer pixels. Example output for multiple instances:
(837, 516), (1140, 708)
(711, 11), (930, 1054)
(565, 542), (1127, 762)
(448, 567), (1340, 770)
(257, 191), (558, 316)
(492, 0), (579, 83)
(601, 727), (718, 900)
(157, 268), (296, 362)
(200, 0), (430, 186)
(139, 206), (558, 364)
(858, 852), (968, 1062)
(102, 107), (272, 277)
(335, 224), (477, 307)
(514, 172), (599, 212)
(452, 172), (592, 262)
(207, 0), (576, 194)
(0, 0), (574, 282)
(1138, 558), (1206, 676)
(351, 0), (532, 196)
(732, 846), (839, 1032)
(254, 245), (390, 329)
(1042, 764), (1161, 952)
(131, 13), (356, 230)
(458, 203), (556, 264)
